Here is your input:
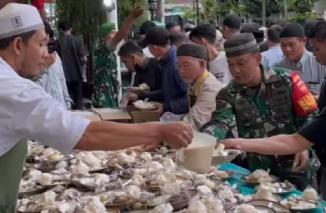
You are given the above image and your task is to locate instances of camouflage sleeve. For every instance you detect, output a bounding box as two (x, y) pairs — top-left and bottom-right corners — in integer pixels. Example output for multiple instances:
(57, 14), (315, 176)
(200, 89), (238, 140)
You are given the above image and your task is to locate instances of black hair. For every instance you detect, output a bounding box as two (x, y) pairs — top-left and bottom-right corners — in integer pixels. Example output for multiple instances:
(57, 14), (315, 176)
(0, 30), (36, 50)
(139, 21), (156, 35)
(223, 15), (241, 30)
(240, 23), (260, 33)
(304, 20), (318, 36)
(144, 27), (170, 46)
(189, 23), (216, 44)
(169, 32), (188, 47)
(165, 22), (180, 30)
(44, 21), (54, 38)
(307, 20), (326, 42)
(58, 21), (72, 32)
(267, 25), (282, 43)
(118, 40), (143, 57)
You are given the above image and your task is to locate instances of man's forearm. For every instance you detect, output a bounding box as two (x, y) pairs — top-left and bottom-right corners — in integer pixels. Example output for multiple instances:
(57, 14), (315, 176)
(111, 16), (134, 47)
(141, 90), (163, 102)
(237, 134), (311, 155)
(76, 121), (161, 151)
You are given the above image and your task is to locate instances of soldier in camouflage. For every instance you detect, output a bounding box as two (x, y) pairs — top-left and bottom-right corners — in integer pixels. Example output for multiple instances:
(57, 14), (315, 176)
(92, 7), (144, 108)
(201, 33), (320, 190)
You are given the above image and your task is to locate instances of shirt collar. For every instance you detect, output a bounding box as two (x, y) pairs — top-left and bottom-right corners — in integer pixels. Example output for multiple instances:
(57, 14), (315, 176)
(298, 49), (311, 65)
(160, 46), (176, 64)
(285, 49), (310, 68)
(0, 57), (19, 77)
(191, 70), (209, 96)
(233, 65), (267, 92)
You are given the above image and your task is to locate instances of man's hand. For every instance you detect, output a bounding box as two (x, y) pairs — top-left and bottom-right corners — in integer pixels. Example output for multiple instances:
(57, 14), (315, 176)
(153, 103), (163, 114)
(44, 52), (56, 68)
(127, 93), (139, 102)
(160, 122), (193, 149)
(143, 142), (160, 151)
(129, 6), (144, 19)
(292, 149), (309, 172)
(220, 138), (243, 150)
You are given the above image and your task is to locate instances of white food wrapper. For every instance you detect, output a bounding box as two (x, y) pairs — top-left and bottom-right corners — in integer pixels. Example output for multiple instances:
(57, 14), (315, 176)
(160, 112), (183, 122)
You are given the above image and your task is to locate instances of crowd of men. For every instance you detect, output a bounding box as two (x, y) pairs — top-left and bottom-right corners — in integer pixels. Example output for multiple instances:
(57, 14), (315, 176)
(32, 9), (326, 196)
(116, 16), (326, 195)
(2, 1), (326, 204)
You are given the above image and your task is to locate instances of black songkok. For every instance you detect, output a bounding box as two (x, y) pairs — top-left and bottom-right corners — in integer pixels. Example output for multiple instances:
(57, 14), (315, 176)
(177, 43), (207, 61)
(280, 23), (305, 38)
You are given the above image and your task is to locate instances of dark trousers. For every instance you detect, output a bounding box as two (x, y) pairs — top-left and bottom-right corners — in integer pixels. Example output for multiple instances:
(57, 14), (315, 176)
(317, 166), (326, 200)
(67, 81), (83, 110)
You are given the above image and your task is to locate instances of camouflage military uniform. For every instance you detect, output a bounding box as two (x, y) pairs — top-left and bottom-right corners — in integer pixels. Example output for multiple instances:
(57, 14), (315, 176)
(92, 43), (119, 108)
(201, 66), (320, 190)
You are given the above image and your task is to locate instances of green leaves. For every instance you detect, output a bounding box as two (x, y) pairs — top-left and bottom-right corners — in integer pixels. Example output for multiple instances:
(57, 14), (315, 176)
(56, 0), (107, 40)
(200, 0), (318, 25)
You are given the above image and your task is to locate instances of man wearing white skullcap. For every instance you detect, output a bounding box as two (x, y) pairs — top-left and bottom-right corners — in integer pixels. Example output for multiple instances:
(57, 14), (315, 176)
(0, 3), (192, 211)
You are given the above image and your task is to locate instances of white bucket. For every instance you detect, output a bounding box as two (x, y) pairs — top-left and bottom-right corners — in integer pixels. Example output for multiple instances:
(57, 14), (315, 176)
(177, 131), (216, 173)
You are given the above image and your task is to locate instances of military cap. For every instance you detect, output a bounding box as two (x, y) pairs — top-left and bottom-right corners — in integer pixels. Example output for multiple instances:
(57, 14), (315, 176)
(224, 33), (259, 57)
(177, 43), (207, 61)
(0, 3), (43, 39)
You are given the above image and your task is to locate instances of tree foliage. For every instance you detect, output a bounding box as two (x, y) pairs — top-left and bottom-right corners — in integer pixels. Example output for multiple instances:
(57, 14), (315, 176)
(200, 0), (318, 25)
(289, 0), (318, 14)
(117, 0), (150, 35)
(56, 0), (107, 40)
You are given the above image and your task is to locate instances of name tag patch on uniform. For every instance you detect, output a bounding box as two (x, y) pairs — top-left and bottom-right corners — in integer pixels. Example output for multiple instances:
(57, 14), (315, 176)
(291, 71), (317, 116)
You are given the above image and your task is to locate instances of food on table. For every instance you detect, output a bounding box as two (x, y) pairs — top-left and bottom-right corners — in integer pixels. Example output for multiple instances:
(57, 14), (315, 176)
(234, 204), (260, 213)
(256, 181), (295, 194)
(254, 184), (279, 202)
(244, 169), (275, 184)
(280, 188), (319, 211)
(17, 142), (323, 212)
(303, 187), (319, 203)
(133, 100), (157, 110)
(281, 196), (317, 210)
(212, 144), (242, 165)
(131, 83), (150, 91)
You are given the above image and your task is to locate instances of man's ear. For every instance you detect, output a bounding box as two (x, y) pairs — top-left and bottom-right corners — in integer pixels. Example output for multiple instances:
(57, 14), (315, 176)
(12, 37), (24, 56)
(256, 52), (262, 64)
(199, 59), (207, 69)
(201, 38), (208, 46)
(130, 54), (137, 64)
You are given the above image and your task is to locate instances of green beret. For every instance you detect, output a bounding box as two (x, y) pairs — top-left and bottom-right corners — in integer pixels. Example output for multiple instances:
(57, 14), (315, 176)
(98, 22), (115, 38)
(224, 33), (259, 57)
(177, 43), (207, 61)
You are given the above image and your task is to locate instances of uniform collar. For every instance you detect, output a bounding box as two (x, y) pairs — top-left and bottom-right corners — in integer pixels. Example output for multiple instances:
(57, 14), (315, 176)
(191, 70), (209, 96)
(232, 65), (267, 92)
(0, 57), (19, 77)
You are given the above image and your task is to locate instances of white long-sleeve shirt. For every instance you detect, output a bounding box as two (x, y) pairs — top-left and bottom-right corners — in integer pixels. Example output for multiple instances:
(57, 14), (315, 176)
(0, 57), (90, 157)
(184, 72), (223, 130)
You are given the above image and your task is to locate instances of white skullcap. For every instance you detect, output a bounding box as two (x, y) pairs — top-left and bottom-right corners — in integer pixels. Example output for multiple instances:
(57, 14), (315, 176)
(0, 3), (43, 40)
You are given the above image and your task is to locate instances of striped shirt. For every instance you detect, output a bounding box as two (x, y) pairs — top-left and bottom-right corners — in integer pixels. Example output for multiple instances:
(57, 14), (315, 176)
(274, 49), (326, 95)
(34, 54), (72, 109)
